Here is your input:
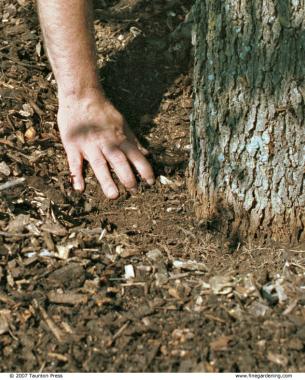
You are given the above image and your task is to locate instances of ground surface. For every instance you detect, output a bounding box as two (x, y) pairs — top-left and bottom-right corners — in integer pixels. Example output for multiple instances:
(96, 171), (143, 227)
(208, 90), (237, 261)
(0, 0), (305, 373)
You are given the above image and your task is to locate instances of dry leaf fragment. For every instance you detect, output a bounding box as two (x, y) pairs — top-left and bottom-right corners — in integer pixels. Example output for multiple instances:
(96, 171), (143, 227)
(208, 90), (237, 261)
(24, 126), (36, 141)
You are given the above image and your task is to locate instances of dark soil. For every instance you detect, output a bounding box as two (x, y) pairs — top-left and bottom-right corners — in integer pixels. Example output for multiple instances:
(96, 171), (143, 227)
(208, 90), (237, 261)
(1, 0), (305, 373)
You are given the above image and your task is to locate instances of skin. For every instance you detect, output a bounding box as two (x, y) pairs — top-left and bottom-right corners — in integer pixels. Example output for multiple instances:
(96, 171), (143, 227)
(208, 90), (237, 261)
(37, 0), (155, 199)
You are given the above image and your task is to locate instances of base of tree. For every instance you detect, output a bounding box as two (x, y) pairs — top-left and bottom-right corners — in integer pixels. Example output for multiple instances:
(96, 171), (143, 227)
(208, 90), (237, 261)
(187, 172), (305, 246)
(189, 0), (305, 246)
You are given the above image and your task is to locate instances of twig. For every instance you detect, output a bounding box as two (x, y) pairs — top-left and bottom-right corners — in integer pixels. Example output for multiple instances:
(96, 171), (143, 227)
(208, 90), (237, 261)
(204, 313), (226, 324)
(0, 293), (15, 305)
(290, 261), (305, 270)
(0, 177), (26, 191)
(29, 100), (45, 117)
(0, 139), (16, 148)
(169, 273), (190, 280)
(69, 227), (102, 235)
(0, 231), (31, 237)
(106, 321), (130, 348)
(112, 321), (130, 341)
(34, 301), (66, 343)
(283, 299), (298, 316)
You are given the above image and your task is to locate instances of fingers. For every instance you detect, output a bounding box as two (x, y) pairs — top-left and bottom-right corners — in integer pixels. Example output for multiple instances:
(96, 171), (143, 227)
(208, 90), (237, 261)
(102, 146), (137, 192)
(65, 146), (85, 191)
(121, 141), (155, 185)
(64, 126), (154, 198)
(85, 148), (119, 199)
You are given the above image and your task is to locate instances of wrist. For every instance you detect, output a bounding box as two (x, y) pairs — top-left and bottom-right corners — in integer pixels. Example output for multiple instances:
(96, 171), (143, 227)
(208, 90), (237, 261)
(58, 84), (107, 105)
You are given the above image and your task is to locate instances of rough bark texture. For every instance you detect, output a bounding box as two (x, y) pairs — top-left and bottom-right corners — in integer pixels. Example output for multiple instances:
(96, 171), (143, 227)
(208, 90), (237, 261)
(189, 0), (305, 243)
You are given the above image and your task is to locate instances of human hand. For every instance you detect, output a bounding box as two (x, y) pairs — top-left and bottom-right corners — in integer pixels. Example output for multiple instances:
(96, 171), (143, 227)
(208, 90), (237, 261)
(57, 89), (155, 199)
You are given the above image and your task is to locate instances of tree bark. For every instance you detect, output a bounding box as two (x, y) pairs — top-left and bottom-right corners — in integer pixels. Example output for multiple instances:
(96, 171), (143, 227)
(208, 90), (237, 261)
(189, 0), (305, 243)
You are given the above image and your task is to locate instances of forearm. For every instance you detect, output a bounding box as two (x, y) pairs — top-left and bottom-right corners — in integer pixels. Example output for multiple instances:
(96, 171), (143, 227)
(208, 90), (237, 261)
(37, 0), (102, 100)
(37, 0), (154, 196)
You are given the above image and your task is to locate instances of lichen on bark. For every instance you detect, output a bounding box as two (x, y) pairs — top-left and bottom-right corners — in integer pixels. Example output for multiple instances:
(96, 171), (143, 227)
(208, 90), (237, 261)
(189, 0), (305, 243)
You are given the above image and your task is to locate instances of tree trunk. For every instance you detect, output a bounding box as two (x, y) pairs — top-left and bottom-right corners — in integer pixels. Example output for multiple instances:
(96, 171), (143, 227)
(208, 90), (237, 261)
(189, 0), (305, 244)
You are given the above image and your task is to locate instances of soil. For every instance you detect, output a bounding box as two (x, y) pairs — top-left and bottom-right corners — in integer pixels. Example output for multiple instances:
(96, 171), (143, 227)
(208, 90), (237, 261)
(1, 0), (305, 373)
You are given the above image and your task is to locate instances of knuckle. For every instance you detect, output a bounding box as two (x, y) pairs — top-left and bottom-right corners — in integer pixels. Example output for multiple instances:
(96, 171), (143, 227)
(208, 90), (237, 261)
(90, 156), (106, 167)
(68, 158), (82, 171)
(110, 151), (126, 166)
(123, 176), (136, 189)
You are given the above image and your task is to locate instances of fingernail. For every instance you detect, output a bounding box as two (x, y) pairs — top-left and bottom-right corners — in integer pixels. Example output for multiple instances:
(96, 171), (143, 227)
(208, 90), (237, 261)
(73, 183), (83, 192)
(147, 178), (155, 185)
(109, 190), (119, 199)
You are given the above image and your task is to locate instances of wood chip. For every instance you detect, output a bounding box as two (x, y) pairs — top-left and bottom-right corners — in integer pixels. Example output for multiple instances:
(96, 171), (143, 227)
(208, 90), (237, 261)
(0, 161), (11, 176)
(7, 214), (30, 233)
(47, 352), (69, 362)
(0, 177), (25, 191)
(210, 335), (232, 351)
(41, 221), (67, 236)
(47, 291), (88, 305)
(267, 352), (288, 367)
(124, 264), (135, 279)
(0, 310), (11, 335)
